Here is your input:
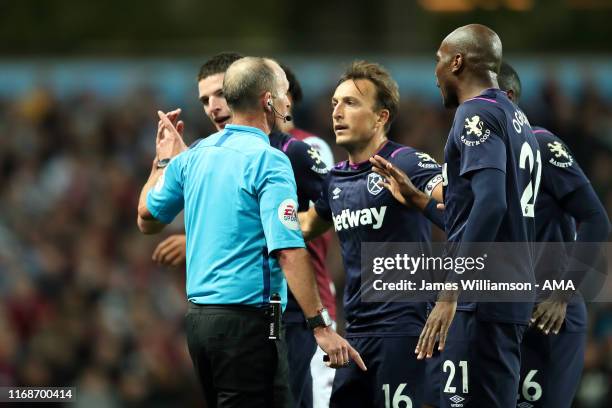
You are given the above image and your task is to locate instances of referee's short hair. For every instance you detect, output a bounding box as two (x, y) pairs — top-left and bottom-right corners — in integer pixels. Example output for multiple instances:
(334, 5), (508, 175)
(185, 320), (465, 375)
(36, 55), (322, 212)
(223, 57), (278, 114)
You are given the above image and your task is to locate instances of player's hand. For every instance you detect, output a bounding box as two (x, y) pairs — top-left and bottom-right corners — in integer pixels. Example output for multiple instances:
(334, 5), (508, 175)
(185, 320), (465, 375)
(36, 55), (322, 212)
(530, 298), (567, 335)
(152, 234), (187, 267)
(156, 109), (187, 160)
(369, 155), (429, 210)
(314, 326), (367, 371)
(416, 299), (457, 359)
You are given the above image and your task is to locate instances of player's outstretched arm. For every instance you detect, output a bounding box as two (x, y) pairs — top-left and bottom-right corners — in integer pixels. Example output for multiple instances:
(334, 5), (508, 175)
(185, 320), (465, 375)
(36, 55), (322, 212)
(369, 155), (444, 228)
(370, 155), (426, 208)
(276, 248), (366, 371)
(299, 207), (332, 241)
(153, 234), (187, 266)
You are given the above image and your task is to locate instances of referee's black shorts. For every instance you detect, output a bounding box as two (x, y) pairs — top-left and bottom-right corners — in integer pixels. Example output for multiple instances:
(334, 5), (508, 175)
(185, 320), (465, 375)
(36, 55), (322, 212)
(185, 303), (292, 408)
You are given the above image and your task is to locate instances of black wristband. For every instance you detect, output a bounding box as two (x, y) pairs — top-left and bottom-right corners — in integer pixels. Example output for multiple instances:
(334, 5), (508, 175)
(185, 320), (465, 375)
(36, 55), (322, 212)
(423, 198), (444, 230)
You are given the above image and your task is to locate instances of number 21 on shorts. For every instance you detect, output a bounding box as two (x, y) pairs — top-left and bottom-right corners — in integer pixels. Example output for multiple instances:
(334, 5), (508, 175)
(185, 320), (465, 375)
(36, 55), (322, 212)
(443, 360), (469, 394)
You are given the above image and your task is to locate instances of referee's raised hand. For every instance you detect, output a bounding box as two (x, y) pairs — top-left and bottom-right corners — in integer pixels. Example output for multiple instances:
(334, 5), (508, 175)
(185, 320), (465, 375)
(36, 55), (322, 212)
(314, 326), (367, 371)
(157, 109), (187, 159)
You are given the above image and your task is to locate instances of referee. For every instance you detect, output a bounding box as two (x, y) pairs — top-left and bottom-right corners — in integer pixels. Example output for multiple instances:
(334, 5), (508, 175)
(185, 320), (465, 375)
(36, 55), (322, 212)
(136, 57), (365, 407)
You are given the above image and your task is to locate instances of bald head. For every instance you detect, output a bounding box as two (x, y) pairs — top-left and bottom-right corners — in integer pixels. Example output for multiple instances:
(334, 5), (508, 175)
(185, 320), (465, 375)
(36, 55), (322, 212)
(223, 57), (282, 114)
(442, 24), (502, 77)
(435, 24), (503, 108)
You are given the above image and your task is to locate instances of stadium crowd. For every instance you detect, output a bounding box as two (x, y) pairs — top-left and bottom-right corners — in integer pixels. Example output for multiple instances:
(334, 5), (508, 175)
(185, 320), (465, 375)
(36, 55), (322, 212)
(0, 70), (610, 407)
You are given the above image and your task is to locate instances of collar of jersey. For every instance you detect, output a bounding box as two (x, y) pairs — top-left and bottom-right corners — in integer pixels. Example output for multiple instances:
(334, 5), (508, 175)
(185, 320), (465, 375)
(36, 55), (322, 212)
(479, 87), (504, 99)
(224, 124), (270, 144)
(335, 141), (397, 172)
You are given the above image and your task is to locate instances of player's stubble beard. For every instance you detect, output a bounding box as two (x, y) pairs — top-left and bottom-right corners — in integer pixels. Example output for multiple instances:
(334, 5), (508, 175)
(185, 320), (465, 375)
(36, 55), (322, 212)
(337, 129), (378, 159)
(436, 57), (460, 109)
(441, 81), (460, 109)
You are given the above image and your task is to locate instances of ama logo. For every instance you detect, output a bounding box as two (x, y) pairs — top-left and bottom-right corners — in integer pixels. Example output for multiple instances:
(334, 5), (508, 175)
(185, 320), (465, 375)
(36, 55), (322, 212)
(278, 199), (300, 230)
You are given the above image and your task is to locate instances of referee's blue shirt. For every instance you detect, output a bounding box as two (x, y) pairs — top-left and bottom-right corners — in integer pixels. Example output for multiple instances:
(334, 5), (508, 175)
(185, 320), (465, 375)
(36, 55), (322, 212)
(146, 124), (306, 309)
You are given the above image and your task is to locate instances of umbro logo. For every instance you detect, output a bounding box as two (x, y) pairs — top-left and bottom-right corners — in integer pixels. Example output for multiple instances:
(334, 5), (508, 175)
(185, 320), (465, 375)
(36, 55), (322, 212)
(449, 395), (465, 407)
(517, 403), (533, 408)
(332, 187), (342, 199)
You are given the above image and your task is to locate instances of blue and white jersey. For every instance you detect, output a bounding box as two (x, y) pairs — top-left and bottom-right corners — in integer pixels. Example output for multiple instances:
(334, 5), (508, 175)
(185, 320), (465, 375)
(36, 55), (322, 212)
(443, 88), (539, 323)
(315, 141), (443, 337)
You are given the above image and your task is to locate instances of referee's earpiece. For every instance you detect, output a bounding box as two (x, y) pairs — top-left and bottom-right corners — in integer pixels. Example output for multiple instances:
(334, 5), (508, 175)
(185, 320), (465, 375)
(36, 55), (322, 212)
(265, 97), (292, 122)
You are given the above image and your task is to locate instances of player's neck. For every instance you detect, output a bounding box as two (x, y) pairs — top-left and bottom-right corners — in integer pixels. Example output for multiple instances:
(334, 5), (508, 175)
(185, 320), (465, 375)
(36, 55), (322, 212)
(231, 112), (271, 135)
(457, 75), (499, 105)
(348, 133), (388, 165)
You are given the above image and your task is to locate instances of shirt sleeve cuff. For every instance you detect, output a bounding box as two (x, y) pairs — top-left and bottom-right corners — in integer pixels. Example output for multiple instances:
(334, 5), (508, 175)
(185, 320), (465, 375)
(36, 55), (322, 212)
(146, 192), (172, 224)
(267, 238), (307, 254)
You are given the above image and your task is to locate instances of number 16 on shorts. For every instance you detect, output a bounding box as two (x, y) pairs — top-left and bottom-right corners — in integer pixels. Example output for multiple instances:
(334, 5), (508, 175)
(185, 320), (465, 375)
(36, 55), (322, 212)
(382, 383), (412, 408)
(517, 370), (542, 404)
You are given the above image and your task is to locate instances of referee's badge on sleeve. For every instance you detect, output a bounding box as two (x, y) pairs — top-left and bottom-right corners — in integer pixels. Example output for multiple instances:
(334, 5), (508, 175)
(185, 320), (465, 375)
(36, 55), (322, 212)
(278, 199), (300, 230)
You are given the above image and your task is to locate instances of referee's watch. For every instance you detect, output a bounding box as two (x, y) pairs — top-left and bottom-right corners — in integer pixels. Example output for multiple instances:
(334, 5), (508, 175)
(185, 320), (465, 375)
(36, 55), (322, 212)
(306, 308), (332, 330)
(156, 158), (171, 169)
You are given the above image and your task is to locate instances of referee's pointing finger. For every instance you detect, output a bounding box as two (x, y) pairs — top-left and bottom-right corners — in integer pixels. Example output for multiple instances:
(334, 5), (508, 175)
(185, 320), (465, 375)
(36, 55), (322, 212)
(349, 346), (367, 371)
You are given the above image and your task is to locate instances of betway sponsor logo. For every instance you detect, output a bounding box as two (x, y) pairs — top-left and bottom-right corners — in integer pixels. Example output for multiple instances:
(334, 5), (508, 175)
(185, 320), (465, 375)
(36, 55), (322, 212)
(332, 207), (387, 231)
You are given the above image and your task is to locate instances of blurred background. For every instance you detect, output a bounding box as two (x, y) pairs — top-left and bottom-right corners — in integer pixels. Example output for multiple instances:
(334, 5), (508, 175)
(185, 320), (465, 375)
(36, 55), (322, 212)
(0, 0), (611, 407)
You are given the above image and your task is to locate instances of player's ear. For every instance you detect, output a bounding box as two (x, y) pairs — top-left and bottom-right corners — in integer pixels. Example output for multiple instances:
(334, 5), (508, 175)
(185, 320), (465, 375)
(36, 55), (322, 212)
(376, 109), (390, 130)
(451, 53), (464, 74)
